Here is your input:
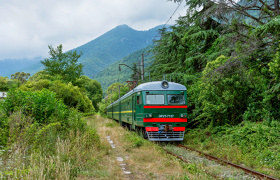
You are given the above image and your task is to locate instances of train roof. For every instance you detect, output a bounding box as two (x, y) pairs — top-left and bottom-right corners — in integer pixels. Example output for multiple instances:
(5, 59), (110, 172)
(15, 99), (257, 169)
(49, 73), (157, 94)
(134, 81), (186, 91)
(107, 81), (186, 108)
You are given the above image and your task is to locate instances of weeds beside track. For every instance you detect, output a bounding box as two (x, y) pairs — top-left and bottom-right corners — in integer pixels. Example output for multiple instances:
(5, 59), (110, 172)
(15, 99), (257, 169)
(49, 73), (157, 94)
(161, 143), (278, 180)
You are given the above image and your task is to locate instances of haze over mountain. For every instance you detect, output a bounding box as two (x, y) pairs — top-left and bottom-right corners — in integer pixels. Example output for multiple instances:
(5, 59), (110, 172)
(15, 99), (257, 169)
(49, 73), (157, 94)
(0, 57), (41, 77)
(95, 45), (155, 93)
(1, 24), (164, 79)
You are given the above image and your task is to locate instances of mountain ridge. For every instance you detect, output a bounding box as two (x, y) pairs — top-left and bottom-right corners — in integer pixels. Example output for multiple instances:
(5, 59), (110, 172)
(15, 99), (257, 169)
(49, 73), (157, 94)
(0, 24), (166, 84)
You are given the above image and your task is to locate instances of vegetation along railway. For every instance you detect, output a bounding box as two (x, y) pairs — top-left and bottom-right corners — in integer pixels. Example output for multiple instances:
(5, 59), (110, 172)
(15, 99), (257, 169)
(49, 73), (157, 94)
(107, 80), (188, 141)
(162, 144), (278, 180)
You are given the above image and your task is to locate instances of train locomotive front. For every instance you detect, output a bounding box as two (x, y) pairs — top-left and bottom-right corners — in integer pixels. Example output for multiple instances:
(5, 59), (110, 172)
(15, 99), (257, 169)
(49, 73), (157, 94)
(107, 80), (187, 141)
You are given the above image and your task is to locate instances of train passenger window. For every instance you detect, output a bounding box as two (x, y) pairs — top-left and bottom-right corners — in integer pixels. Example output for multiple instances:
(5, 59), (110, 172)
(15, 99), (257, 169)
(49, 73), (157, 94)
(167, 94), (185, 105)
(146, 95), (164, 105)
(137, 96), (142, 104)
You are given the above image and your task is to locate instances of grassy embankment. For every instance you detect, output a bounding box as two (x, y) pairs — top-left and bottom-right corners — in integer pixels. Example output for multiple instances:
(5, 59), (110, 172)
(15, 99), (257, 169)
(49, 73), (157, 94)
(0, 89), (108, 179)
(0, 112), (216, 180)
(183, 121), (280, 178)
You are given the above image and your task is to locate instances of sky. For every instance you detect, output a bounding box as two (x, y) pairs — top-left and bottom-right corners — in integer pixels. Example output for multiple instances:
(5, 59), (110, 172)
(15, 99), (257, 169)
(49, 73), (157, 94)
(0, 0), (186, 60)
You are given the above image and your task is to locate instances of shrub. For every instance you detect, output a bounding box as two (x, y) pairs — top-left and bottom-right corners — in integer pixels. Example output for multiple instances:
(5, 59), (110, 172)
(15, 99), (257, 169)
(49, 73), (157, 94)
(1, 88), (68, 124)
(21, 80), (94, 113)
(49, 81), (94, 113)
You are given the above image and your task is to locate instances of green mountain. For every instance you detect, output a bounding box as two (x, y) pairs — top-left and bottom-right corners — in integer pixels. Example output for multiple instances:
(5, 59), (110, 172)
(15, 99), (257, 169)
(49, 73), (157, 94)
(74, 24), (163, 78)
(7, 24), (163, 79)
(94, 45), (154, 93)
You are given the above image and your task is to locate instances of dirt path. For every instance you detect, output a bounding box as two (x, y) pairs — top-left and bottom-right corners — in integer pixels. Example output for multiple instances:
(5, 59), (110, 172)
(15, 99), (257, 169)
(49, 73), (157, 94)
(89, 115), (191, 180)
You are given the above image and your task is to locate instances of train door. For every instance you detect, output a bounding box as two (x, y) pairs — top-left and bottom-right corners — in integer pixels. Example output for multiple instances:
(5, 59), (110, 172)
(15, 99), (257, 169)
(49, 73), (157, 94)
(132, 95), (136, 129)
(119, 102), (122, 125)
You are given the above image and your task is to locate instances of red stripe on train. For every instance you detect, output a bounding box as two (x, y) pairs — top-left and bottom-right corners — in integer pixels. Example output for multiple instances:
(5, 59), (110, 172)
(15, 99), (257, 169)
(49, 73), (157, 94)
(173, 127), (185, 131)
(145, 127), (185, 131)
(144, 105), (188, 108)
(143, 118), (187, 122)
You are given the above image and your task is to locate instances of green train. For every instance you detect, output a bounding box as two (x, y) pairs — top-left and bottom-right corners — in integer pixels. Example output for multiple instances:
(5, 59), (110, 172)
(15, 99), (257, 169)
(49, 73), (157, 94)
(106, 80), (187, 141)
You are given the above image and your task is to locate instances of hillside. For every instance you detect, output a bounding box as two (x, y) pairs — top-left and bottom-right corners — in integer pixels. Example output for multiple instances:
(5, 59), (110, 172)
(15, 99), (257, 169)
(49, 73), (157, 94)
(15, 24), (164, 78)
(74, 24), (163, 78)
(94, 45), (154, 92)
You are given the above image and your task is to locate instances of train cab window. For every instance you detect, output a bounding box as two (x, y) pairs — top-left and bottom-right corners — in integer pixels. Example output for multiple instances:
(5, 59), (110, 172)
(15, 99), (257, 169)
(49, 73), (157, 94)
(146, 94), (164, 105)
(137, 95), (142, 104)
(167, 94), (185, 105)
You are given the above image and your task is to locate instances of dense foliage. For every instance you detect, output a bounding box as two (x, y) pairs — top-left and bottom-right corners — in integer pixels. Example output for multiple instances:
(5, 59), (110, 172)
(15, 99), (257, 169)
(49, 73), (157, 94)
(73, 76), (102, 109)
(0, 88), (94, 146)
(149, 0), (280, 127)
(0, 77), (18, 91)
(2, 89), (68, 124)
(20, 75), (95, 113)
(0, 87), (101, 179)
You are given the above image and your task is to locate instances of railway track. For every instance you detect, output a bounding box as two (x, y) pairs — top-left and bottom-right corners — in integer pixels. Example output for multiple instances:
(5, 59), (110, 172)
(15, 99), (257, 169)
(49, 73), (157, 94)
(161, 147), (222, 179)
(161, 144), (278, 180)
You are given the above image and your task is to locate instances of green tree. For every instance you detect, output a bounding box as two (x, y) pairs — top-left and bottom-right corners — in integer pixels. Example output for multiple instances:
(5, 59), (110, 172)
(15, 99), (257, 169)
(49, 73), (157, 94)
(149, 16), (225, 83)
(20, 74), (95, 113)
(74, 76), (103, 111)
(41, 44), (83, 83)
(0, 76), (9, 91)
(11, 72), (30, 84)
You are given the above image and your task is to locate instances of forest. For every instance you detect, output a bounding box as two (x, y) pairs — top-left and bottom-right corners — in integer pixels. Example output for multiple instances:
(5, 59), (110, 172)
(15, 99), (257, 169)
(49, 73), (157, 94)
(147, 0), (280, 127)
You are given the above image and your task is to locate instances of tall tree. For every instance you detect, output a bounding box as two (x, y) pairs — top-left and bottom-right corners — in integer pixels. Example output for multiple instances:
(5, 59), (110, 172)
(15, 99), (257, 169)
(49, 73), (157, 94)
(41, 44), (83, 83)
(11, 72), (30, 84)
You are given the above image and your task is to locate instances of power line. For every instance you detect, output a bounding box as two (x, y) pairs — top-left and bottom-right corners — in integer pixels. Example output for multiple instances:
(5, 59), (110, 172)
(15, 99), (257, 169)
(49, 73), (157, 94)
(140, 1), (184, 58)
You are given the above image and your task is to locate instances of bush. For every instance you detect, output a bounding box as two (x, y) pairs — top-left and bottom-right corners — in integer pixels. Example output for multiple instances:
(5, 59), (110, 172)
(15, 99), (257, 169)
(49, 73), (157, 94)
(21, 80), (95, 113)
(192, 55), (253, 127)
(1, 88), (68, 124)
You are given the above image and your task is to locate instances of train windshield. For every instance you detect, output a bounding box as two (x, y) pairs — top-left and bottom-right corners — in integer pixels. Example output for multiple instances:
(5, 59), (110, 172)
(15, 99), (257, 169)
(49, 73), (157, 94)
(146, 94), (164, 105)
(167, 94), (185, 105)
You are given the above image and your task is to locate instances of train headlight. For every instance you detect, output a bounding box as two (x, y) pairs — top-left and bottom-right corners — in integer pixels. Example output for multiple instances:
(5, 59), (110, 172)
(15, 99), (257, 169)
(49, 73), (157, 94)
(161, 80), (169, 89)
(180, 113), (187, 118)
(145, 113), (153, 118)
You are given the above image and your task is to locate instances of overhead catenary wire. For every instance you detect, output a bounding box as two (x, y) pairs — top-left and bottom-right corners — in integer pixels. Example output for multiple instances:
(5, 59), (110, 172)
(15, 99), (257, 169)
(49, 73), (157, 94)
(136, 1), (184, 65)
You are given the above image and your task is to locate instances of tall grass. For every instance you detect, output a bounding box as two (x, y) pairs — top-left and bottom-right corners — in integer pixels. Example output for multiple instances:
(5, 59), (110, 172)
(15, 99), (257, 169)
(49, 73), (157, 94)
(0, 114), (104, 179)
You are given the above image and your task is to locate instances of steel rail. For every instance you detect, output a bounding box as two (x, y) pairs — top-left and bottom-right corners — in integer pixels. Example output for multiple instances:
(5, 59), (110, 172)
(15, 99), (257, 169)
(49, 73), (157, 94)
(178, 144), (279, 180)
(161, 147), (222, 180)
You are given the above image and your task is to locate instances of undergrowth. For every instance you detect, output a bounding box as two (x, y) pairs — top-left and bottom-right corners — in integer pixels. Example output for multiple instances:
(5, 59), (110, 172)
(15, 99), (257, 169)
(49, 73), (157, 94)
(0, 89), (107, 179)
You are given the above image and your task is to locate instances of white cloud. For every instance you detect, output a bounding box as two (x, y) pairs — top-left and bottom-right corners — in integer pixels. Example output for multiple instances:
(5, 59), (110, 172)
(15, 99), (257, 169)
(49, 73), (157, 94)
(0, 0), (186, 60)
